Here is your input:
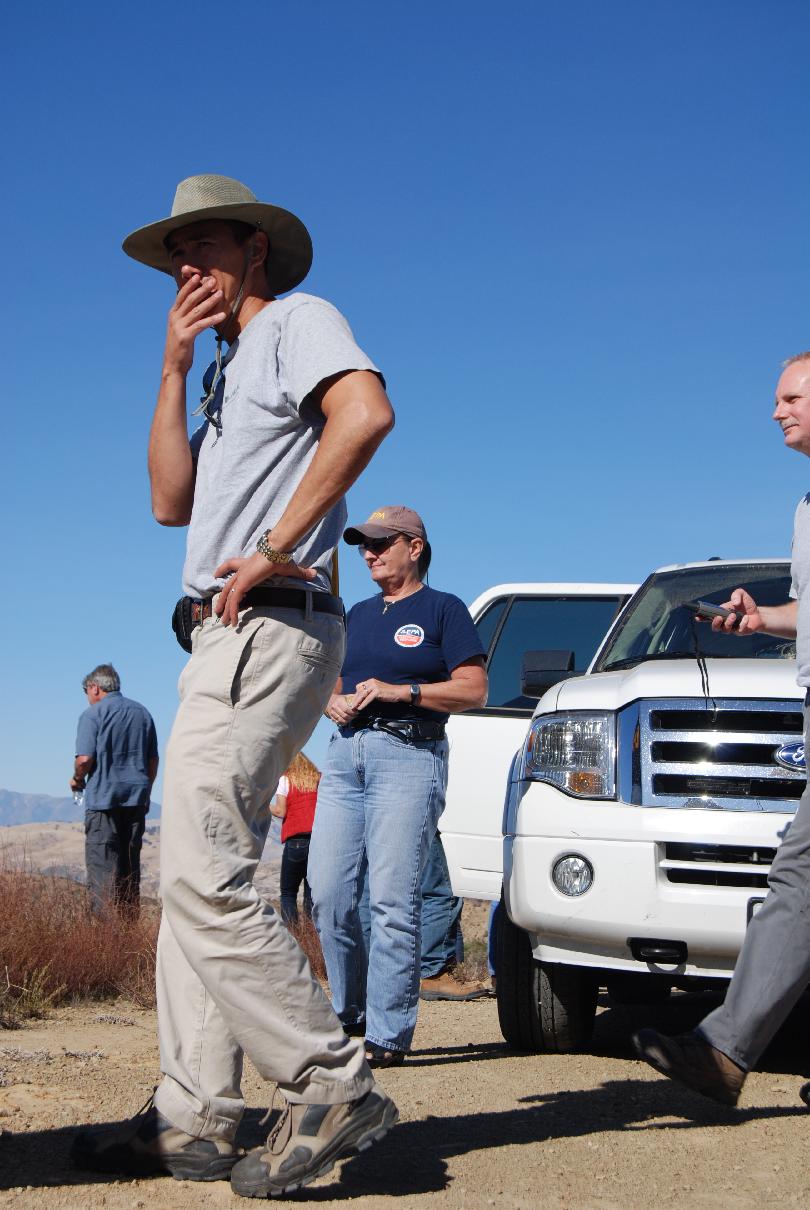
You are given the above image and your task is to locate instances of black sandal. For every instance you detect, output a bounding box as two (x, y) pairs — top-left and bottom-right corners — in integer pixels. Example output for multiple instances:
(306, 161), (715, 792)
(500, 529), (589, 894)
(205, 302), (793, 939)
(364, 1042), (406, 1068)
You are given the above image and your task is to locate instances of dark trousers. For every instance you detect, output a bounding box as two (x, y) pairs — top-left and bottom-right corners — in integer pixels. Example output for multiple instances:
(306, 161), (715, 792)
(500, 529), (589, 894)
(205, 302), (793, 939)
(280, 834), (312, 925)
(357, 831), (463, 978)
(84, 807), (147, 916)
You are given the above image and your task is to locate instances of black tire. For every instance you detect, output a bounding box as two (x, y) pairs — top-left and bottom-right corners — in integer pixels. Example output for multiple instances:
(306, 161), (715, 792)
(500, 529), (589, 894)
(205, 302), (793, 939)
(494, 896), (542, 1050)
(606, 972), (672, 1006)
(537, 961), (598, 1053)
(494, 896), (598, 1052)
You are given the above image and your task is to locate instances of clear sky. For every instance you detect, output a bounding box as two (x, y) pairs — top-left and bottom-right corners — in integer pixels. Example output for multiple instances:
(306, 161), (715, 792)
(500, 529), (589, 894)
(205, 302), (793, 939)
(5, 0), (810, 799)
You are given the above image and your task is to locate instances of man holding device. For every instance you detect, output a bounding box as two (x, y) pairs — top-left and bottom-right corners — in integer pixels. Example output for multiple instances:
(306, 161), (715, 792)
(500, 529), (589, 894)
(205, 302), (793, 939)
(634, 352), (810, 1107)
(71, 175), (398, 1197)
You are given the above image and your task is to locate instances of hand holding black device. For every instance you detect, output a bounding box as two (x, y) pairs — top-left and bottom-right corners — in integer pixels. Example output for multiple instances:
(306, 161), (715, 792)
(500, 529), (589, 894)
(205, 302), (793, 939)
(687, 600), (745, 629)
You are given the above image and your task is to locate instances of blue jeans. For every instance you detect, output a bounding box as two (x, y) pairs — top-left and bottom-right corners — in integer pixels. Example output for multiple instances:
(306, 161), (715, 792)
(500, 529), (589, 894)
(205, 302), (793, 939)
(357, 834), (463, 977)
(280, 835), (312, 925)
(309, 727), (449, 1053)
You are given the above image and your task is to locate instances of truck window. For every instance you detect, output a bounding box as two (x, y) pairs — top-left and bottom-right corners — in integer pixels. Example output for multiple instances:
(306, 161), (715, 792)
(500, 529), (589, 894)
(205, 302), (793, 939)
(474, 598), (508, 656)
(484, 596), (627, 714)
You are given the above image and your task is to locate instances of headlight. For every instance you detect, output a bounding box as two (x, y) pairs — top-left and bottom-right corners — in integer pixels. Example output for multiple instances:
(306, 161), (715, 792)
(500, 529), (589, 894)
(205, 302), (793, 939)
(523, 711), (616, 799)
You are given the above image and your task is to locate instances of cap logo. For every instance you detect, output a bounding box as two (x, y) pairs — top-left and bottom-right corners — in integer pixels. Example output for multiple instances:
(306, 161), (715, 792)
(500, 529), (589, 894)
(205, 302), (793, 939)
(369, 511), (387, 520)
(394, 624), (424, 648)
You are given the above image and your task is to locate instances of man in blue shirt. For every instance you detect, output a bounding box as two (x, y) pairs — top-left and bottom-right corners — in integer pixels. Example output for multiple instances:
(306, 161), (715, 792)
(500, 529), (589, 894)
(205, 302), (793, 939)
(72, 663), (158, 915)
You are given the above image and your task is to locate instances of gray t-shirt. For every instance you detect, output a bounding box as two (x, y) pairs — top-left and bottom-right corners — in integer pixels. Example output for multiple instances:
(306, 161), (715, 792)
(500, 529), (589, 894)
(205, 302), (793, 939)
(183, 293), (381, 598)
(789, 493), (810, 686)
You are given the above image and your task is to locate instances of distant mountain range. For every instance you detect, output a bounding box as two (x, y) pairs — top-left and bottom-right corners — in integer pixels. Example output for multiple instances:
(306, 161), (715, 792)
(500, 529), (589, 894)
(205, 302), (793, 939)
(0, 788), (162, 826)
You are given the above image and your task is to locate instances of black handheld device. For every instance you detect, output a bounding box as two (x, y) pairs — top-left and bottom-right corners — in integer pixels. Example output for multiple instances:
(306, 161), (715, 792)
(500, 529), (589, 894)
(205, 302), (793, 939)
(687, 600), (745, 628)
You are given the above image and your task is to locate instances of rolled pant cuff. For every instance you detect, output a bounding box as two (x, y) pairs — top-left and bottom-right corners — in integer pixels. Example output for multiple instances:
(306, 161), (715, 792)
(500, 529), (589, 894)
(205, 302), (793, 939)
(280, 1070), (375, 1105)
(363, 1034), (408, 1054)
(154, 1079), (241, 1141)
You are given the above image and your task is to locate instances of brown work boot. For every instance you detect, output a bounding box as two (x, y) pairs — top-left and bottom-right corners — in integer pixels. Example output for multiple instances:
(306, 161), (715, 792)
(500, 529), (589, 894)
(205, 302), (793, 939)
(70, 1096), (240, 1181)
(419, 968), (490, 1001)
(633, 1028), (746, 1107)
(229, 1086), (398, 1198)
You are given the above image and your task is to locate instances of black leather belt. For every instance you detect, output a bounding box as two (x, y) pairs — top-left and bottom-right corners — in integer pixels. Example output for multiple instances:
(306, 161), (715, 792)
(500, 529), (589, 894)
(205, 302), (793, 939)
(349, 717), (446, 742)
(190, 587), (343, 624)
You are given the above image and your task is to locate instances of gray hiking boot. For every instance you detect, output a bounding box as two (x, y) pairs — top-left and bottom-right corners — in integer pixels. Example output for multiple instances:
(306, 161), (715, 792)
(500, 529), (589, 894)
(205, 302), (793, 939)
(70, 1097), (240, 1181)
(633, 1028), (746, 1107)
(230, 1086), (399, 1199)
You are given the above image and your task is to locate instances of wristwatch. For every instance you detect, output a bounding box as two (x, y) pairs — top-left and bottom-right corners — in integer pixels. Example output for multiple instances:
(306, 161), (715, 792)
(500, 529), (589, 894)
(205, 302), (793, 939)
(409, 683), (421, 705)
(257, 530), (294, 565)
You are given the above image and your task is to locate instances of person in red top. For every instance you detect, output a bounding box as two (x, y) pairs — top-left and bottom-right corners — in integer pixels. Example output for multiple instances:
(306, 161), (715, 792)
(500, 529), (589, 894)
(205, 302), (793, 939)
(271, 752), (320, 925)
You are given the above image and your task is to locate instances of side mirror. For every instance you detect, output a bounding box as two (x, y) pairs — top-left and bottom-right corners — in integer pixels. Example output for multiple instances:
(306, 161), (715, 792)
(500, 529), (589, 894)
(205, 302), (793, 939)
(521, 650), (575, 697)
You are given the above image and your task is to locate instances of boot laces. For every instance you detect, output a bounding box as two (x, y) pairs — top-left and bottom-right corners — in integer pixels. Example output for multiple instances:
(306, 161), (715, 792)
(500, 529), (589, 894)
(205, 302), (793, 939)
(261, 1089), (295, 1155)
(120, 1090), (158, 1140)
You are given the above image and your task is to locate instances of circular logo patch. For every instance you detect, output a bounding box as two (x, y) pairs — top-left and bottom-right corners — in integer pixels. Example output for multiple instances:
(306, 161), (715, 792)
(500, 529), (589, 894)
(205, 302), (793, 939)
(394, 624), (425, 648)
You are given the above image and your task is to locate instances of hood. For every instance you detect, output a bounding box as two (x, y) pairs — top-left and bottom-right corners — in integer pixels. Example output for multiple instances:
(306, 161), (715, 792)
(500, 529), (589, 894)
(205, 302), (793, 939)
(540, 658), (802, 715)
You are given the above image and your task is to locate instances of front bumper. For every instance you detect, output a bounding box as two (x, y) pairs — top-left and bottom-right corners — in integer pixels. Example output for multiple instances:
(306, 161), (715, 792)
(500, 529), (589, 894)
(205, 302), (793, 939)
(504, 784), (792, 978)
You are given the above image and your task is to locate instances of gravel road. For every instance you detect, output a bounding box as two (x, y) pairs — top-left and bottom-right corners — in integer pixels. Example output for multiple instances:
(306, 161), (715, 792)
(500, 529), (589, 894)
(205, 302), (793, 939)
(2, 987), (810, 1210)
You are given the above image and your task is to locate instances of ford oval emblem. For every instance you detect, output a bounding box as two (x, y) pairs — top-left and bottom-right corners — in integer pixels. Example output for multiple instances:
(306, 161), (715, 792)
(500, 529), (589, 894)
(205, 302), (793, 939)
(775, 741), (806, 771)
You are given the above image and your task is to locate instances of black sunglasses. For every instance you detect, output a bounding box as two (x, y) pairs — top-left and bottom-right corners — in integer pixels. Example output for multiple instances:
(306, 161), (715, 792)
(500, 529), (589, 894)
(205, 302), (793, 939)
(358, 533), (406, 556)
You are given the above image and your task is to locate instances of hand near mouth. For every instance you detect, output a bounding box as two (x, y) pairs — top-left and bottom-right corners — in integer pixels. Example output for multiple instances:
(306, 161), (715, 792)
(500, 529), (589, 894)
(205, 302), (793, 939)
(164, 271), (228, 378)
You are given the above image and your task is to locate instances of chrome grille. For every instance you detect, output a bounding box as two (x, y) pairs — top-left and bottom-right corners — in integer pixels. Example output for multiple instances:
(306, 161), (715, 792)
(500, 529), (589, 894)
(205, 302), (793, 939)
(628, 697), (805, 812)
(661, 841), (774, 888)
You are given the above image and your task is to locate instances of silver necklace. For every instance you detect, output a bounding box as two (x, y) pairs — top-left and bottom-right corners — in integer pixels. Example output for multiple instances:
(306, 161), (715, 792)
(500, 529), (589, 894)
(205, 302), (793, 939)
(381, 583), (424, 614)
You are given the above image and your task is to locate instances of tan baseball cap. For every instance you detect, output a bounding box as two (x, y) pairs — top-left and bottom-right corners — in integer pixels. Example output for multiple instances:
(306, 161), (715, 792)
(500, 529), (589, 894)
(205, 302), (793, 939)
(343, 506), (427, 545)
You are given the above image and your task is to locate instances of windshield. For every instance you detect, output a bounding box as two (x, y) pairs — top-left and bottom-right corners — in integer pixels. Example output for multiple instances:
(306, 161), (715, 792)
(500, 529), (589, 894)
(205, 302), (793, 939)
(595, 563), (795, 672)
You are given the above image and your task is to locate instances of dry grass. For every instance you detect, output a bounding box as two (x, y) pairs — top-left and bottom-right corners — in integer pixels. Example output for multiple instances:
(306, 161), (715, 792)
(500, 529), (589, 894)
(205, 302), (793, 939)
(286, 912), (327, 981)
(457, 936), (491, 985)
(0, 849), (486, 1029)
(0, 850), (159, 1027)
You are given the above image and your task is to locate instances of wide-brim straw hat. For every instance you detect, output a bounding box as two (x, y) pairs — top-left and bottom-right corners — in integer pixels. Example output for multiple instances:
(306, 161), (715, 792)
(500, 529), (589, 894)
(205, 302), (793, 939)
(122, 174), (313, 295)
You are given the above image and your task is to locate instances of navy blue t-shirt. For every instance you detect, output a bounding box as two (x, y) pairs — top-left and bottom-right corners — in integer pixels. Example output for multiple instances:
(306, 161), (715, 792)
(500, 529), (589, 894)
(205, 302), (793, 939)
(75, 692), (158, 811)
(340, 586), (485, 723)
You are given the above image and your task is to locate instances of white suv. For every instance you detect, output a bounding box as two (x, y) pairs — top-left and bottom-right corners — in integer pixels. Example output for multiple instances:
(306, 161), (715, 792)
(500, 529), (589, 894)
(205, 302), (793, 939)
(440, 582), (636, 901)
(497, 558), (803, 1052)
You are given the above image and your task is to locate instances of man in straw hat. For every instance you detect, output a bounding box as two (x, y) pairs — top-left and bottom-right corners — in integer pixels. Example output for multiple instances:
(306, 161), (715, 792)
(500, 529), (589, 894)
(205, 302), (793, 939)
(71, 175), (397, 1196)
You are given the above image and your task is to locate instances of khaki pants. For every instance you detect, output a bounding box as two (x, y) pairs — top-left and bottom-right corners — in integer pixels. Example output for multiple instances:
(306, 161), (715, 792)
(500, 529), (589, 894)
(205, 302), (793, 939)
(153, 603), (372, 1141)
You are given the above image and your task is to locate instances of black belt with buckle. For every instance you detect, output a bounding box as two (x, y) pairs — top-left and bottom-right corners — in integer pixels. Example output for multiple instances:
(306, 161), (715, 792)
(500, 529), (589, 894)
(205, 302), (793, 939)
(349, 717), (446, 742)
(171, 587), (344, 652)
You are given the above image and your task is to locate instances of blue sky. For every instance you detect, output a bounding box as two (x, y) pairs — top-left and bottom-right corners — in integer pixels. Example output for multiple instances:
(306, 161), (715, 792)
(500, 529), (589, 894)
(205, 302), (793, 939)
(5, 0), (810, 798)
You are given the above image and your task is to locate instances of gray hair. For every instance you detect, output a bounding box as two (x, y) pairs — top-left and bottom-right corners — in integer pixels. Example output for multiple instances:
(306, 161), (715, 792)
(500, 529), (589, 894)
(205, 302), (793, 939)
(783, 352), (810, 368)
(82, 664), (121, 693)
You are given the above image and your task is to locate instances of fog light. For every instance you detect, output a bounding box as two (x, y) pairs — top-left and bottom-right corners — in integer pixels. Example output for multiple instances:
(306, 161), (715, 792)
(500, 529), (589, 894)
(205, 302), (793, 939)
(552, 854), (593, 897)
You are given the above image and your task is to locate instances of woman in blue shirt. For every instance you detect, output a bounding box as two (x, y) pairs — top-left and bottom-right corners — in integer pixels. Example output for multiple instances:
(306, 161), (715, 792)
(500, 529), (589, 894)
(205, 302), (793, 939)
(308, 506), (487, 1066)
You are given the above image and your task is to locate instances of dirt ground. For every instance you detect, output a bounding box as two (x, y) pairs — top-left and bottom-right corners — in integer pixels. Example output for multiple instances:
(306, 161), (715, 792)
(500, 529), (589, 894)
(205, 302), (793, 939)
(2, 985), (810, 1210)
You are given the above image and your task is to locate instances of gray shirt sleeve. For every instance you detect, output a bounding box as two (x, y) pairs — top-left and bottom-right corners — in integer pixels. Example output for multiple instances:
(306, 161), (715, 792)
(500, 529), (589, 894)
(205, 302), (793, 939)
(277, 297), (382, 411)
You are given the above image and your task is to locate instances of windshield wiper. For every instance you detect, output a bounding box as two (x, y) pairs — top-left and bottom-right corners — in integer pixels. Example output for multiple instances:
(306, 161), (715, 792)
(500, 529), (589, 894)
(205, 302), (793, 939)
(601, 652), (718, 672)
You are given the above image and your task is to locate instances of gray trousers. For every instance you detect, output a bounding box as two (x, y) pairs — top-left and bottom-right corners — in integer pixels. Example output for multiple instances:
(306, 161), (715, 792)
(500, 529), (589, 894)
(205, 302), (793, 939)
(700, 706), (810, 1070)
(85, 806), (147, 915)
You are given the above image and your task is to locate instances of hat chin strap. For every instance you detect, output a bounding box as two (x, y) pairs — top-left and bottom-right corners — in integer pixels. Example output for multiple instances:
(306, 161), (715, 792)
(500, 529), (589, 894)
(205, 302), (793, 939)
(229, 242), (255, 323)
(216, 238), (259, 344)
